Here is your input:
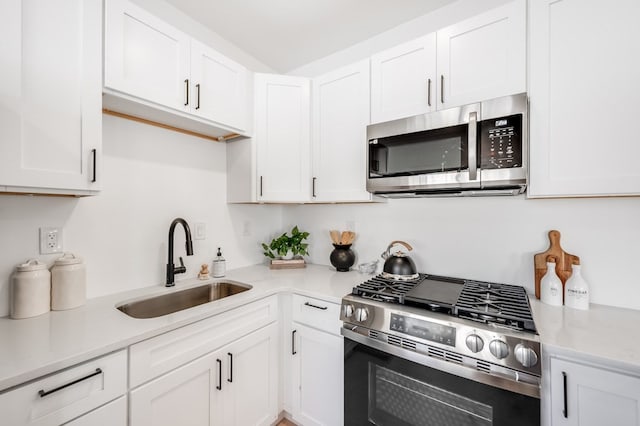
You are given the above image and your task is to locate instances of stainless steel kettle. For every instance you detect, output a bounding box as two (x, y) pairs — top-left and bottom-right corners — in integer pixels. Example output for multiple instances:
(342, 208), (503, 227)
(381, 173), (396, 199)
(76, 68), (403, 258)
(381, 240), (418, 279)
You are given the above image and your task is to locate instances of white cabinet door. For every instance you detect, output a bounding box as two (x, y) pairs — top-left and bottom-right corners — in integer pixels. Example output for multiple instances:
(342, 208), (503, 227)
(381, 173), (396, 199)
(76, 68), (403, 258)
(255, 74), (311, 202)
(130, 350), (224, 426)
(549, 357), (640, 426)
(66, 397), (127, 426)
(104, 0), (190, 112)
(528, 0), (640, 197)
(312, 60), (371, 202)
(436, 0), (526, 109)
(0, 0), (101, 195)
(190, 40), (248, 132)
(370, 34), (436, 123)
(291, 324), (343, 426)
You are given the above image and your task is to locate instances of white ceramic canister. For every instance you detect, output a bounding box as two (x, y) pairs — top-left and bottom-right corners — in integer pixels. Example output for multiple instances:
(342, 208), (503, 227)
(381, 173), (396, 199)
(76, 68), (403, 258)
(564, 264), (590, 310)
(540, 257), (563, 306)
(11, 259), (51, 319)
(51, 252), (86, 311)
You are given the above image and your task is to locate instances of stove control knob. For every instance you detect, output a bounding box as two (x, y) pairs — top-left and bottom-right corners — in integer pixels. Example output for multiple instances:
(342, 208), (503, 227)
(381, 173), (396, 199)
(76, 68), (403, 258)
(514, 344), (538, 368)
(465, 334), (484, 353)
(343, 304), (355, 318)
(354, 307), (369, 322)
(489, 339), (509, 360)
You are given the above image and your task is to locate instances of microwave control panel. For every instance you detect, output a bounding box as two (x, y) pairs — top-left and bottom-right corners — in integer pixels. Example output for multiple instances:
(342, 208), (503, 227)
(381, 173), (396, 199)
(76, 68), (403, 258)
(480, 114), (522, 169)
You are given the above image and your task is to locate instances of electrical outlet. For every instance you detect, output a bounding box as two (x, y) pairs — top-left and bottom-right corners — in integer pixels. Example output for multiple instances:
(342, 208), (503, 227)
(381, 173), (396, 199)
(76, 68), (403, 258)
(40, 227), (63, 254)
(194, 223), (206, 240)
(346, 220), (356, 232)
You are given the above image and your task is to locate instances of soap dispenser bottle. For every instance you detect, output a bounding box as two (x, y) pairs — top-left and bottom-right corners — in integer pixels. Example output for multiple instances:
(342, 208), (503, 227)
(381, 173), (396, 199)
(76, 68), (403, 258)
(564, 262), (589, 310)
(213, 247), (226, 278)
(540, 256), (563, 306)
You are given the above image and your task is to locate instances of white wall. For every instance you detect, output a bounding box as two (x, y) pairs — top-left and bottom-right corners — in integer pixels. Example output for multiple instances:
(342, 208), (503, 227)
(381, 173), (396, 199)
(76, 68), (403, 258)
(283, 196), (640, 310)
(288, 0), (510, 77)
(0, 116), (282, 317)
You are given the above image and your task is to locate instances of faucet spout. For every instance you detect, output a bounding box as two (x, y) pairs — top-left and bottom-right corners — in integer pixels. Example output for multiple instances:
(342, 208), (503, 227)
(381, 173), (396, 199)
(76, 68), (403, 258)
(166, 218), (194, 287)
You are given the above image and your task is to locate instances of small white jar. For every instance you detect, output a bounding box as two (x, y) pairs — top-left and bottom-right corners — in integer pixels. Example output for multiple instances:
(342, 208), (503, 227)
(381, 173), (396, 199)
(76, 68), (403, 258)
(11, 259), (51, 319)
(51, 252), (86, 311)
(540, 258), (563, 306)
(564, 264), (590, 310)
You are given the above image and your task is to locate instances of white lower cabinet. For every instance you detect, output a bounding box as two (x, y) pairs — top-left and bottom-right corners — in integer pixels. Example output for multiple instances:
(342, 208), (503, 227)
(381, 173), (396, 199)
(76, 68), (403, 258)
(131, 322), (278, 426)
(0, 350), (127, 426)
(66, 396), (127, 426)
(548, 356), (640, 426)
(289, 295), (343, 426)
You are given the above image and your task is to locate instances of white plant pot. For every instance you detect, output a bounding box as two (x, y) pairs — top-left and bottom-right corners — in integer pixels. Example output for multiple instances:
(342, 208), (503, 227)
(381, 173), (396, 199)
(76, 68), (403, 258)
(280, 251), (294, 260)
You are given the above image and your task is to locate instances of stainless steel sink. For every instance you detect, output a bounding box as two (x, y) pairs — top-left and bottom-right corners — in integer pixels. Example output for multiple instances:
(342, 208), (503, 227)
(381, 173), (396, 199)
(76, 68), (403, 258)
(116, 281), (252, 319)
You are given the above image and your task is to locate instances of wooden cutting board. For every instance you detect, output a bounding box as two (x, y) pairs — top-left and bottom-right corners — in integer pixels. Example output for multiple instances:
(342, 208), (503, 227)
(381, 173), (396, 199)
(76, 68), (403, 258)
(533, 230), (580, 299)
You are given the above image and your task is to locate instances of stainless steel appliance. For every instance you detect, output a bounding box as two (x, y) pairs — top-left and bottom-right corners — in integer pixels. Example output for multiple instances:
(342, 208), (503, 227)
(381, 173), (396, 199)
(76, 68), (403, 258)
(367, 93), (528, 197)
(341, 274), (540, 425)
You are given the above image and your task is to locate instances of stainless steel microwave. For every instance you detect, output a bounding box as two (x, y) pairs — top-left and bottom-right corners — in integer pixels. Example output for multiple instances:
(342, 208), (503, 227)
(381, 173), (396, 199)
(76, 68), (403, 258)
(366, 93), (528, 197)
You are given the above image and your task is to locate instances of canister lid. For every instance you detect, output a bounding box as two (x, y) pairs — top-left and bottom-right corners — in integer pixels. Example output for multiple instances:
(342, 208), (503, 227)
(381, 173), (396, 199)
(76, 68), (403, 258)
(16, 259), (48, 272)
(54, 252), (83, 266)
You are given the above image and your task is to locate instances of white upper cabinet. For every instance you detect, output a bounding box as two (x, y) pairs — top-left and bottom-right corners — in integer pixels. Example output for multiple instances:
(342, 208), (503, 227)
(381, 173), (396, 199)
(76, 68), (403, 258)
(104, 0), (190, 111)
(104, 0), (249, 137)
(254, 74), (311, 202)
(312, 60), (371, 202)
(370, 34), (436, 123)
(0, 0), (102, 195)
(369, 0), (525, 123)
(437, 0), (526, 109)
(528, 0), (640, 197)
(190, 40), (248, 132)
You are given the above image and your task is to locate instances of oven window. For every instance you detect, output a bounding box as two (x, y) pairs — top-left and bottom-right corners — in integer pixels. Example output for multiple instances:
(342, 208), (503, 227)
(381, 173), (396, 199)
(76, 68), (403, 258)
(369, 125), (469, 178)
(369, 365), (492, 426)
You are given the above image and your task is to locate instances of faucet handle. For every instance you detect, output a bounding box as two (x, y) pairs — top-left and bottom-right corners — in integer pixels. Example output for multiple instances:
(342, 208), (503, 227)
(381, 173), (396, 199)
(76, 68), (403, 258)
(175, 257), (187, 275)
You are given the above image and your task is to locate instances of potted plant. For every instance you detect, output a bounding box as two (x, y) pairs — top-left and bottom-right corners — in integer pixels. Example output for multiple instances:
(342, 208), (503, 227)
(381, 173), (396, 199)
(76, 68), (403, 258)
(262, 226), (310, 261)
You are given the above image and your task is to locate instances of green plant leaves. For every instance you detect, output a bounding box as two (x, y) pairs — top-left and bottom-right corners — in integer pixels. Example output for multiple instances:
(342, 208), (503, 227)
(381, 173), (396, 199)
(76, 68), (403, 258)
(262, 226), (310, 258)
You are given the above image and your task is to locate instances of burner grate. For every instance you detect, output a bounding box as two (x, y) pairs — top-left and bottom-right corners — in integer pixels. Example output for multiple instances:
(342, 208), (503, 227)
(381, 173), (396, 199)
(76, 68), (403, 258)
(352, 274), (425, 304)
(455, 280), (536, 332)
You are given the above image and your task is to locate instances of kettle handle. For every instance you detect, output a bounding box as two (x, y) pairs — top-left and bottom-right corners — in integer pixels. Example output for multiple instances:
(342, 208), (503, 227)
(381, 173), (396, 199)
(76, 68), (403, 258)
(382, 240), (413, 259)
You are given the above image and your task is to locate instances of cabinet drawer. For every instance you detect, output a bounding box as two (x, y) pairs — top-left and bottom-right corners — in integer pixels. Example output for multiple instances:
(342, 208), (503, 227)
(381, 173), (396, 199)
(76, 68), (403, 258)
(130, 295), (278, 388)
(292, 294), (341, 335)
(66, 396), (127, 426)
(0, 350), (127, 426)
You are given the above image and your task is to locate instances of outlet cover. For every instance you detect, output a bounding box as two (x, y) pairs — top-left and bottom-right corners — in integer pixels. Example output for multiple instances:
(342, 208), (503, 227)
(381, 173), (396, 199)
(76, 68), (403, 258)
(40, 227), (63, 254)
(194, 223), (206, 240)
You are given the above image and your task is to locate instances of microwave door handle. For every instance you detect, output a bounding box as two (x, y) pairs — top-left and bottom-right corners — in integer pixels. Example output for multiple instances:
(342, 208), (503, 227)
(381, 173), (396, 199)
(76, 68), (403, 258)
(468, 111), (478, 181)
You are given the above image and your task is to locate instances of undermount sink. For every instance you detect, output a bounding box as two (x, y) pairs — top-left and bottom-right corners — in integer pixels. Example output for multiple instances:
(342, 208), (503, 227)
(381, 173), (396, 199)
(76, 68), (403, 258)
(116, 281), (252, 319)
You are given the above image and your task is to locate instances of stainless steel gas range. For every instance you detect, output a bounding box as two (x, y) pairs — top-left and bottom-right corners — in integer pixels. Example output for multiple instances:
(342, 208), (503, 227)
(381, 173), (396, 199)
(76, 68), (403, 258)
(341, 273), (540, 426)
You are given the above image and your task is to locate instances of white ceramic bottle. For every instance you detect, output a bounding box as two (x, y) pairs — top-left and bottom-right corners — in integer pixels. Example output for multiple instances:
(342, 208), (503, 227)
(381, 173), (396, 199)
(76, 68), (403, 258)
(11, 259), (51, 319)
(540, 257), (563, 306)
(51, 252), (86, 310)
(212, 247), (226, 278)
(564, 263), (590, 310)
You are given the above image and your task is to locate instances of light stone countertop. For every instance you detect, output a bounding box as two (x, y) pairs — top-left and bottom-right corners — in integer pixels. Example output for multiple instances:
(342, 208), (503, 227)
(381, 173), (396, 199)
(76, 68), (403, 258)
(2, 264), (640, 393)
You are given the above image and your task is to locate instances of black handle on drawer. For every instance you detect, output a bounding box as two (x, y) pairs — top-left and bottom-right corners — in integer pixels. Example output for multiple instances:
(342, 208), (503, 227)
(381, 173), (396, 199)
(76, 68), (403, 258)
(38, 368), (102, 398)
(292, 329), (297, 355)
(184, 79), (189, 106)
(304, 301), (328, 310)
(562, 371), (568, 418)
(227, 353), (233, 383)
(195, 83), (201, 110)
(216, 359), (222, 390)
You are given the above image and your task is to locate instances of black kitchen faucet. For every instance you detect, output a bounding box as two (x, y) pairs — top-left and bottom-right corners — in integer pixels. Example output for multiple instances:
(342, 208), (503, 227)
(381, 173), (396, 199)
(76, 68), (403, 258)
(166, 218), (194, 286)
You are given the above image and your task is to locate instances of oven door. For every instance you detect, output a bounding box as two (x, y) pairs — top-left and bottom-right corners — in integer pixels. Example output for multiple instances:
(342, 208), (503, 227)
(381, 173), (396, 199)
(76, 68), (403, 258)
(366, 103), (480, 194)
(344, 331), (540, 426)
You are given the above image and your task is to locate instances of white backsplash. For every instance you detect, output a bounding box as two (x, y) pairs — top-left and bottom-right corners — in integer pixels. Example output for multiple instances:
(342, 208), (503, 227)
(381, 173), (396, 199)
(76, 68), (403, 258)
(282, 196), (640, 311)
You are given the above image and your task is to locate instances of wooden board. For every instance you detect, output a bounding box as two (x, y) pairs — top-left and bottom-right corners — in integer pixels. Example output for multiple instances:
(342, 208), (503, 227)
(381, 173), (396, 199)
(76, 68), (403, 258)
(269, 259), (306, 270)
(533, 230), (580, 299)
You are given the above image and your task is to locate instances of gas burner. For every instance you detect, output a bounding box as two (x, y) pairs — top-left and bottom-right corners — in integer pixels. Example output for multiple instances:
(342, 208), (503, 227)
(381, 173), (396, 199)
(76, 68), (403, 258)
(380, 271), (420, 281)
(352, 274), (425, 304)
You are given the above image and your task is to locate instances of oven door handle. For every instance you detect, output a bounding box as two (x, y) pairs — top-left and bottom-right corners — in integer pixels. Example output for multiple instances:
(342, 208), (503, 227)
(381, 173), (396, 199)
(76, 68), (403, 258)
(468, 111), (478, 181)
(341, 326), (541, 399)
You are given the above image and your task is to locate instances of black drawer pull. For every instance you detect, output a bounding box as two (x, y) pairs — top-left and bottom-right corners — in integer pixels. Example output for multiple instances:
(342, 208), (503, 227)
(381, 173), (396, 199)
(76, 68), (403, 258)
(562, 371), (568, 418)
(216, 359), (222, 390)
(91, 149), (97, 183)
(38, 368), (102, 398)
(292, 329), (297, 355)
(304, 301), (328, 310)
(227, 353), (233, 383)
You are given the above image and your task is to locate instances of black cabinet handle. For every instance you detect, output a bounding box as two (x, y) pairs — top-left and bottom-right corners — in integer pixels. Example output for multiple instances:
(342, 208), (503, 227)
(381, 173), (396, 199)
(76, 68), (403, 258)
(312, 177), (317, 198)
(38, 368), (102, 398)
(91, 149), (97, 183)
(216, 359), (222, 390)
(227, 353), (233, 383)
(259, 176), (263, 197)
(562, 371), (568, 418)
(292, 330), (297, 355)
(440, 75), (445, 104)
(184, 79), (189, 106)
(427, 78), (432, 107)
(195, 83), (201, 110)
(304, 301), (328, 310)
